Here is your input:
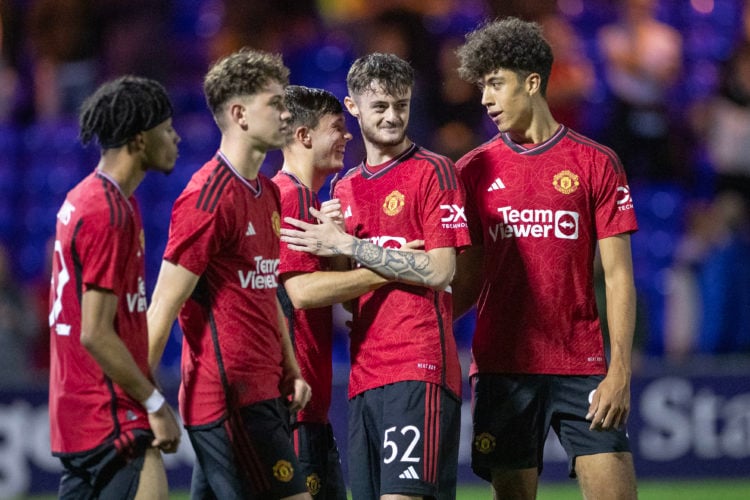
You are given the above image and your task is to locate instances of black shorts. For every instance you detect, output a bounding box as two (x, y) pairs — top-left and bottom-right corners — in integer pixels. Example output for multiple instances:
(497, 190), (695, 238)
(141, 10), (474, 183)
(470, 374), (631, 481)
(188, 397), (308, 500)
(292, 421), (347, 500)
(348, 381), (460, 500)
(57, 428), (153, 500)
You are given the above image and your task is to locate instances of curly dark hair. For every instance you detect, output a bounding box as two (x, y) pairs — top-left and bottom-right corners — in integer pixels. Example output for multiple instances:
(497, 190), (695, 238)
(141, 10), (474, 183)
(457, 17), (553, 96)
(346, 52), (414, 97)
(203, 48), (290, 117)
(78, 76), (173, 149)
(284, 85), (343, 132)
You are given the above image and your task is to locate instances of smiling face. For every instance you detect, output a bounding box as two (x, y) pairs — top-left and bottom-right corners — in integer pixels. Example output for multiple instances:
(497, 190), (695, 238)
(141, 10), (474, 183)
(310, 112), (352, 174)
(140, 117), (181, 174)
(346, 82), (411, 149)
(479, 68), (534, 135)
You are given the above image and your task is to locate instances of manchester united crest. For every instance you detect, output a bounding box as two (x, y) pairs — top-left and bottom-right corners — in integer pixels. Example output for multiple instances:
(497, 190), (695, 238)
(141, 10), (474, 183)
(383, 190), (405, 216)
(272, 459), (294, 482)
(553, 170), (580, 194)
(306, 473), (321, 496)
(474, 432), (497, 454)
(272, 211), (281, 237)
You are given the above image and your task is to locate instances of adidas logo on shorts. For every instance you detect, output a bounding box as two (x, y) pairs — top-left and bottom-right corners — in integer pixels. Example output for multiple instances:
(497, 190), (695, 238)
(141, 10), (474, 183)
(399, 465), (420, 480)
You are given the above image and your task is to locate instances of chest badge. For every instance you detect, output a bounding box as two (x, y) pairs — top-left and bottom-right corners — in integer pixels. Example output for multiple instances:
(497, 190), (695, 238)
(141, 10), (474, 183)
(383, 190), (405, 216)
(553, 170), (580, 195)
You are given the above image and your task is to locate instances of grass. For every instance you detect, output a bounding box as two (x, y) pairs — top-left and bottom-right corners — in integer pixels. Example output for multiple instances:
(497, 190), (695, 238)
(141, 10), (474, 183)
(24, 479), (750, 499)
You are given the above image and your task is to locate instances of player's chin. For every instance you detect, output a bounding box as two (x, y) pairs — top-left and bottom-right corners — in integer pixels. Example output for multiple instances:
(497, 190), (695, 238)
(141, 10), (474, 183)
(151, 160), (177, 175)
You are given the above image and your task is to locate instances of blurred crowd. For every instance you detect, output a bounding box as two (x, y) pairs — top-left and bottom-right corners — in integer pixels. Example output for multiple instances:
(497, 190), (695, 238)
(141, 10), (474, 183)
(1, 0), (749, 387)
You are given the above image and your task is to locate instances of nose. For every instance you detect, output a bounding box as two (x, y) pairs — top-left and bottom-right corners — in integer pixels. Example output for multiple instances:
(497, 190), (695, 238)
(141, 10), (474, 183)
(480, 87), (493, 107)
(383, 106), (398, 122)
(344, 130), (353, 141)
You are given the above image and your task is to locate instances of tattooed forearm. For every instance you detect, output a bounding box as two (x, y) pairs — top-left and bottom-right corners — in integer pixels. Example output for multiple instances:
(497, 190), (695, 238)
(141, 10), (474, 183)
(351, 239), (432, 285)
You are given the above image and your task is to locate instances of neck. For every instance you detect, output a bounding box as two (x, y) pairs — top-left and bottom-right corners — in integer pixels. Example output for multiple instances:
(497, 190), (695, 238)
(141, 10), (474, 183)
(219, 136), (266, 180)
(96, 149), (145, 197)
(280, 153), (328, 193)
(364, 137), (413, 166)
(507, 103), (560, 145)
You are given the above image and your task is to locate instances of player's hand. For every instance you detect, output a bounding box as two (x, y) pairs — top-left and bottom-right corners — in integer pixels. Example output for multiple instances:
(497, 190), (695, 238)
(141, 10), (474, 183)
(401, 239), (425, 251)
(281, 376), (312, 412)
(148, 403), (182, 453)
(280, 207), (352, 257)
(319, 199), (344, 229)
(585, 372), (631, 431)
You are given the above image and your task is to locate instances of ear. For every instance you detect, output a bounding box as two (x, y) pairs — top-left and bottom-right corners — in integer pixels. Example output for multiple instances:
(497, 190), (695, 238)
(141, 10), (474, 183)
(526, 73), (542, 96)
(344, 96), (359, 118)
(229, 101), (248, 129)
(127, 132), (146, 153)
(295, 126), (312, 148)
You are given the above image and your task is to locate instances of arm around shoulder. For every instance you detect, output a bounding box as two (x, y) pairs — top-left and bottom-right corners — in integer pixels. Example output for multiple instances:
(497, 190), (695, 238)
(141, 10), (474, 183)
(282, 267), (388, 309)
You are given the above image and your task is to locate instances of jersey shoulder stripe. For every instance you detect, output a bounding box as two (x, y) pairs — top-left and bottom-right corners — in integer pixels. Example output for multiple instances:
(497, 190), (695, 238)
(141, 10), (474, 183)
(71, 219), (85, 301)
(99, 175), (127, 228)
(414, 148), (457, 191)
(295, 184), (314, 220)
(196, 163), (232, 213)
(280, 172), (314, 220)
(566, 129), (625, 175)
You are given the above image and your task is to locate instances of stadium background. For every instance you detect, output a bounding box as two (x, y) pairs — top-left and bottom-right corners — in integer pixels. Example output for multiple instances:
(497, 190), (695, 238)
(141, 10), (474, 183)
(0, 0), (749, 497)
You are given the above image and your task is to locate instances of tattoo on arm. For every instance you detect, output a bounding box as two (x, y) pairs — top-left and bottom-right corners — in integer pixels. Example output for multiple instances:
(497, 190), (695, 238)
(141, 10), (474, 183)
(351, 239), (431, 285)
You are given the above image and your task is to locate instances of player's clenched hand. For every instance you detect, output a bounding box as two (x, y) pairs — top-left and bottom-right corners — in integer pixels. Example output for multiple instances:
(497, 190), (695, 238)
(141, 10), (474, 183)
(148, 403), (181, 453)
(585, 372), (630, 432)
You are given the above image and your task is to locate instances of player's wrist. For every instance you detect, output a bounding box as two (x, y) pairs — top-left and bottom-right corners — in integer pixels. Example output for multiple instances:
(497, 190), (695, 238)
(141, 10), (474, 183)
(141, 388), (166, 414)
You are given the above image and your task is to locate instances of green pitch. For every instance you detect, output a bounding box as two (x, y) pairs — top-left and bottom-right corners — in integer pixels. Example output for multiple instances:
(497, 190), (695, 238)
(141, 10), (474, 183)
(26, 479), (750, 499)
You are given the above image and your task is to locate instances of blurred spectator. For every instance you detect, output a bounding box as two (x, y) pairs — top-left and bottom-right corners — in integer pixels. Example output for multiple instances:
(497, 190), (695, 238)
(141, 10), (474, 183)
(356, 8), (440, 146)
(539, 12), (596, 133)
(597, 0), (683, 181)
(430, 36), (488, 160)
(0, 0), (20, 122)
(663, 192), (750, 358)
(485, 0), (557, 20)
(26, 0), (99, 121)
(98, 0), (170, 80)
(0, 244), (40, 387)
(691, 41), (750, 208)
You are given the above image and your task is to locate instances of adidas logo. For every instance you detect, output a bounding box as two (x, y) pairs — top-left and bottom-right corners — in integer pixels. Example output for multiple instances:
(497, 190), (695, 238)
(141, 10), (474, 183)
(487, 178), (505, 192)
(344, 205), (352, 218)
(399, 466), (420, 480)
(245, 222), (256, 236)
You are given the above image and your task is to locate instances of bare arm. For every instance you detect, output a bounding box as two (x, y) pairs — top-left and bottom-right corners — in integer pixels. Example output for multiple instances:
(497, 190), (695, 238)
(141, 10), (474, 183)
(282, 268), (388, 309)
(276, 298), (311, 411)
(451, 244), (484, 319)
(280, 207), (455, 290)
(586, 234), (636, 431)
(147, 260), (200, 372)
(82, 288), (181, 452)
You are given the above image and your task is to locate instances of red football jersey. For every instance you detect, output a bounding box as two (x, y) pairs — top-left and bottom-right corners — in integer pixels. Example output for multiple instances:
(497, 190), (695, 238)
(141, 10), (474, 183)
(333, 145), (470, 399)
(164, 154), (283, 427)
(273, 170), (333, 424)
(456, 126), (639, 376)
(49, 171), (150, 455)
